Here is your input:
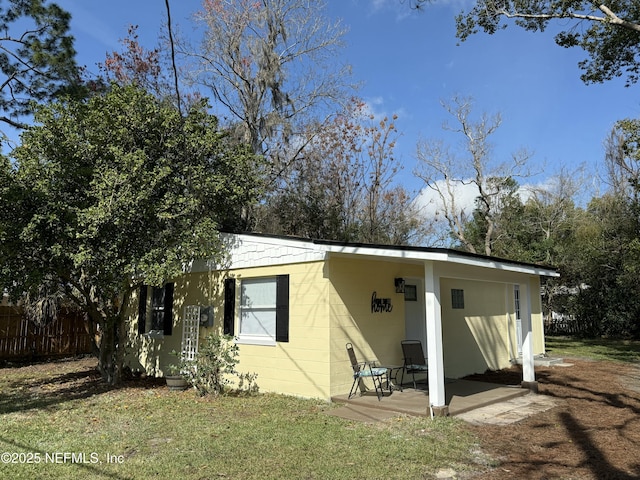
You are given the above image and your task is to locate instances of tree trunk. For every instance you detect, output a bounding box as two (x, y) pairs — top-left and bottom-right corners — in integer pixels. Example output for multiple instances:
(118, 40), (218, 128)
(97, 316), (124, 386)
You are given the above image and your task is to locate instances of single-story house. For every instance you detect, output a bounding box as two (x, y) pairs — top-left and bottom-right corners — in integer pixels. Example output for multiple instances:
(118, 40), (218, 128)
(125, 232), (559, 416)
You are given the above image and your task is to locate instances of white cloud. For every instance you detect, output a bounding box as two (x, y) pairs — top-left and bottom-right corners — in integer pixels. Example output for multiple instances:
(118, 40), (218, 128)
(363, 0), (414, 21)
(371, 0), (389, 12)
(415, 179), (536, 220)
(415, 180), (479, 220)
(361, 96), (407, 123)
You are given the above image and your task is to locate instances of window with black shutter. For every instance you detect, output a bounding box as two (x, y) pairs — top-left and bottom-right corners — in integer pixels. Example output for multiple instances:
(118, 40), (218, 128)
(224, 275), (289, 345)
(223, 278), (235, 336)
(137, 283), (174, 336)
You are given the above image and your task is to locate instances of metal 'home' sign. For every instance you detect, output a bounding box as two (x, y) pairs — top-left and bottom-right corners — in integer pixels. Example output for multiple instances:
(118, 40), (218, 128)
(371, 291), (393, 313)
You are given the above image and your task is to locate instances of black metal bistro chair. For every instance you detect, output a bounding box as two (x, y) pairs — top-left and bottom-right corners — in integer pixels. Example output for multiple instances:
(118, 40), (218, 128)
(400, 340), (429, 389)
(346, 342), (387, 401)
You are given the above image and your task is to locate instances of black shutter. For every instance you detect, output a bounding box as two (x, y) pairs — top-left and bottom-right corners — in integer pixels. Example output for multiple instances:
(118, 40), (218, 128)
(223, 278), (235, 336)
(275, 275), (289, 343)
(137, 285), (148, 335)
(163, 283), (174, 336)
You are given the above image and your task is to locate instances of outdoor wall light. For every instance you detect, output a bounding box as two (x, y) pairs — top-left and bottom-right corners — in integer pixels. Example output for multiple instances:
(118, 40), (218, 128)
(394, 277), (405, 293)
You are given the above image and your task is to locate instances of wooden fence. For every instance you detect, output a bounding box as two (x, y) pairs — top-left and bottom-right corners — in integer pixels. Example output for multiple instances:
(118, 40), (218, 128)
(0, 305), (93, 360)
(544, 314), (583, 336)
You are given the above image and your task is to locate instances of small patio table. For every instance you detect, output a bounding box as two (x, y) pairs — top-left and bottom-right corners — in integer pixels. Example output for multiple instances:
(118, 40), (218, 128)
(381, 365), (403, 392)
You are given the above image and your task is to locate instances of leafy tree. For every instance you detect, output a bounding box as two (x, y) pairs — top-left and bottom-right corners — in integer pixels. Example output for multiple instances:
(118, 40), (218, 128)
(565, 117), (640, 337)
(465, 169), (585, 264)
(412, 0), (640, 85)
(100, 25), (168, 98)
(0, 85), (261, 384)
(0, 0), (79, 131)
(565, 194), (640, 337)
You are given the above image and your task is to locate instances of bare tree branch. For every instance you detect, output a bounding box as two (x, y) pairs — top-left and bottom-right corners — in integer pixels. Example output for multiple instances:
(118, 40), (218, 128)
(415, 96), (534, 255)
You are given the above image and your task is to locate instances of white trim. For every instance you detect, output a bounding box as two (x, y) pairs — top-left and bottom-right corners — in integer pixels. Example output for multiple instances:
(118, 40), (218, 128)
(186, 233), (559, 278)
(182, 306), (201, 361)
(216, 234), (560, 277)
(236, 335), (276, 347)
(143, 330), (164, 340)
(186, 234), (327, 273)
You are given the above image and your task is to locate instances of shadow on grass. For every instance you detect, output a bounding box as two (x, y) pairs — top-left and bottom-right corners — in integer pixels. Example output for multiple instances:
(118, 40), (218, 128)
(541, 371), (640, 417)
(0, 359), (165, 415)
(504, 409), (640, 479)
(463, 364), (552, 386)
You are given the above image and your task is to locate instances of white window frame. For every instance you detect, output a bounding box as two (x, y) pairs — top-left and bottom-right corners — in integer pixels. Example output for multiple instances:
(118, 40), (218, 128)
(514, 284), (523, 356)
(239, 277), (277, 346)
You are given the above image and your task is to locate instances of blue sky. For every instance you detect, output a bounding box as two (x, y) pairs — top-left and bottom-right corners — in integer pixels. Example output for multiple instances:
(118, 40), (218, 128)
(52, 0), (639, 206)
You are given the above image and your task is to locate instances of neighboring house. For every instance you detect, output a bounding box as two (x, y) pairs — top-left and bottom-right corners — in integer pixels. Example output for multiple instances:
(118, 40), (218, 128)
(125, 232), (558, 415)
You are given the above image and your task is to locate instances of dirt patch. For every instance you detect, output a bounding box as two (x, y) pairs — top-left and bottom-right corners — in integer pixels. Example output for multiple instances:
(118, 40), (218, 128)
(466, 359), (640, 479)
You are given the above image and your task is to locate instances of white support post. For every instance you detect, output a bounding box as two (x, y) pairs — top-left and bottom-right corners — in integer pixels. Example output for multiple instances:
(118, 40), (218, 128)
(424, 261), (448, 416)
(521, 277), (537, 391)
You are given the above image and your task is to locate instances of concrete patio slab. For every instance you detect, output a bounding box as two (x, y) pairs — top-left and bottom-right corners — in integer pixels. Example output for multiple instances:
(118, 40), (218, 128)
(326, 404), (400, 423)
(330, 378), (530, 421)
(456, 392), (559, 425)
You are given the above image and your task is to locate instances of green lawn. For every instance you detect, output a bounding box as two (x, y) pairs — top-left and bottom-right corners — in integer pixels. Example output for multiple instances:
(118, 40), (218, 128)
(546, 336), (640, 363)
(5, 338), (638, 479)
(0, 359), (482, 480)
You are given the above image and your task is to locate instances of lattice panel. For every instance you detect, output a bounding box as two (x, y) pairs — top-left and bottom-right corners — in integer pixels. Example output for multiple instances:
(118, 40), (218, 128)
(181, 306), (201, 361)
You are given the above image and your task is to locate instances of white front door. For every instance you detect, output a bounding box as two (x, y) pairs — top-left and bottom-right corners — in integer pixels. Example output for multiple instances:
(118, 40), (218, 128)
(404, 279), (427, 355)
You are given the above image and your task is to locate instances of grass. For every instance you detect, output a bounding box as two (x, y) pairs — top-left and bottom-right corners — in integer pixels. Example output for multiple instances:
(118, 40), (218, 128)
(0, 358), (481, 480)
(546, 336), (640, 363)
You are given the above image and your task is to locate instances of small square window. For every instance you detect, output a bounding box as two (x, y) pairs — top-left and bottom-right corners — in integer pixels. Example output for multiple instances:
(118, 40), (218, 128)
(451, 289), (464, 309)
(404, 285), (417, 301)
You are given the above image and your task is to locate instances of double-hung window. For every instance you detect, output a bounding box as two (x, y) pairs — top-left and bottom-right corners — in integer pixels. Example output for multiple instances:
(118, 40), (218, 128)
(223, 275), (289, 345)
(240, 278), (277, 344)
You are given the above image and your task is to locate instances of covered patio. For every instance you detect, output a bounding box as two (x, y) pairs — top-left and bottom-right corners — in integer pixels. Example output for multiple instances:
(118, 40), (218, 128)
(331, 378), (529, 418)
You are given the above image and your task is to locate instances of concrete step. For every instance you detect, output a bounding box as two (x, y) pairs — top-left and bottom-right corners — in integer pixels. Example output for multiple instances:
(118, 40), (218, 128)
(515, 355), (565, 367)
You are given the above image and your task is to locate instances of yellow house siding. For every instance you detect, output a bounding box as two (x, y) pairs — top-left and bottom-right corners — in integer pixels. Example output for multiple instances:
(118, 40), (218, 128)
(124, 233), (552, 401)
(125, 261), (333, 399)
(124, 271), (220, 377)
(439, 274), (545, 379)
(227, 261), (331, 399)
(327, 256), (423, 397)
(441, 278), (510, 378)
(529, 276), (545, 354)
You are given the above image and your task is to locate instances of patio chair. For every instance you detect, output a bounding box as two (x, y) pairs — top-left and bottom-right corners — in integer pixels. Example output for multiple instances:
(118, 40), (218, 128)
(346, 342), (387, 401)
(400, 340), (429, 389)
